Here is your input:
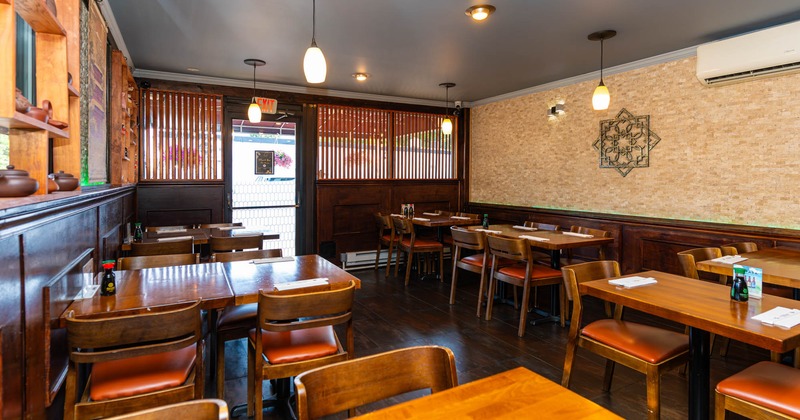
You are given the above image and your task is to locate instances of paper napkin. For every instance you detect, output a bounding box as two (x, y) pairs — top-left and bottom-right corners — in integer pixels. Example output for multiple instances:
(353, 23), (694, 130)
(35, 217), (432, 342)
(474, 228), (502, 234)
(512, 225), (537, 231)
(423, 212), (440, 216)
(216, 226), (245, 231)
(156, 235), (193, 242)
(274, 278), (329, 291)
(752, 307), (800, 329)
(252, 256), (295, 264)
(608, 276), (658, 288)
(413, 217), (431, 222)
(711, 255), (748, 264)
(157, 227), (186, 232)
(450, 216), (471, 220)
(563, 232), (594, 238)
(520, 235), (550, 242)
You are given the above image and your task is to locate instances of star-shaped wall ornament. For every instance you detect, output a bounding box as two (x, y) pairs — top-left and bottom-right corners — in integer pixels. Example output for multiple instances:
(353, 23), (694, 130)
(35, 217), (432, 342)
(592, 108), (661, 177)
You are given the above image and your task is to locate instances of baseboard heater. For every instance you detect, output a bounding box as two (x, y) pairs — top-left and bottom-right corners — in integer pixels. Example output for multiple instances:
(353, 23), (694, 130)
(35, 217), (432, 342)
(340, 248), (450, 271)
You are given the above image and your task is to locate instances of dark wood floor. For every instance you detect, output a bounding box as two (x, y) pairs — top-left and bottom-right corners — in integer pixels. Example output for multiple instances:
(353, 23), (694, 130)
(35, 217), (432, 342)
(220, 264), (766, 419)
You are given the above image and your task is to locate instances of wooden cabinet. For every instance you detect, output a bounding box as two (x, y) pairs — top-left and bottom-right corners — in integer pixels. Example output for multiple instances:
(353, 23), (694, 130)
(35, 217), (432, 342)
(1, 0), (80, 194)
(110, 50), (139, 184)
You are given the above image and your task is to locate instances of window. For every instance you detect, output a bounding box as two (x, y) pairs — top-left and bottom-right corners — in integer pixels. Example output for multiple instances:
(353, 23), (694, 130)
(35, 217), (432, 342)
(139, 89), (223, 181)
(317, 105), (455, 180)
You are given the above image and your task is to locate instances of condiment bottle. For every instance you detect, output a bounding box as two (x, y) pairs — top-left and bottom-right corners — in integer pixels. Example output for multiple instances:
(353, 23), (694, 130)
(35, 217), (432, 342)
(482, 214), (489, 229)
(101, 260), (117, 296)
(133, 222), (143, 243)
(730, 266), (748, 302)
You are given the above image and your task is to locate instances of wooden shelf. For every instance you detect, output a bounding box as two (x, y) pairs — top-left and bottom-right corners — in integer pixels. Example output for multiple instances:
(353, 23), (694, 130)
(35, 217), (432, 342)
(0, 112), (69, 138)
(68, 83), (79, 97)
(14, 0), (66, 36)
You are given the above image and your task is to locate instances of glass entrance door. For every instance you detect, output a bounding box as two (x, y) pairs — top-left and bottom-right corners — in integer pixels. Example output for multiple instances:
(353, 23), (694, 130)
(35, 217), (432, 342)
(229, 116), (298, 256)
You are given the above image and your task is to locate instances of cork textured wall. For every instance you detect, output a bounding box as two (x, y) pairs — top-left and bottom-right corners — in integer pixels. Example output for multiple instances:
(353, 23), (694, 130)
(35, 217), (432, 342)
(470, 57), (800, 228)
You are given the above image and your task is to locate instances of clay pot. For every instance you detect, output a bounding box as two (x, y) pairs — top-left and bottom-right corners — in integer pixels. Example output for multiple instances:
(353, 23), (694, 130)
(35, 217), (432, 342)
(48, 171), (79, 191)
(24, 107), (48, 123)
(0, 166), (39, 197)
(15, 89), (32, 113)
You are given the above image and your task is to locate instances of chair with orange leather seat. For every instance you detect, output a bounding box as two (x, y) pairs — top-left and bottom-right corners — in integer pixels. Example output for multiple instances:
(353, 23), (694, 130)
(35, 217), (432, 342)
(106, 399), (229, 420)
(484, 235), (564, 337)
(373, 213), (397, 275)
(715, 361), (800, 419)
(388, 215), (444, 286)
(720, 241), (758, 256)
(677, 247), (729, 355)
(449, 227), (513, 315)
(130, 237), (194, 257)
(563, 225), (612, 265)
(523, 220), (560, 232)
(63, 301), (204, 420)
(294, 346), (457, 420)
(213, 248), (283, 399)
(561, 261), (689, 420)
(247, 280), (356, 420)
(209, 234), (263, 253)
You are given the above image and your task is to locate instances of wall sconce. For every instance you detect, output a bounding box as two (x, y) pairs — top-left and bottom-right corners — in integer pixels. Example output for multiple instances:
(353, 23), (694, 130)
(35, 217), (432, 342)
(547, 104), (565, 118)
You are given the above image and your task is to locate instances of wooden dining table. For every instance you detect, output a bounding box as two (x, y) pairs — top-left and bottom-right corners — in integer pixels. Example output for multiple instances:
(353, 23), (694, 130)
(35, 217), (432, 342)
(696, 246), (800, 298)
(353, 367), (622, 419)
(581, 270), (800, 420)
(120, 226), (280, 251)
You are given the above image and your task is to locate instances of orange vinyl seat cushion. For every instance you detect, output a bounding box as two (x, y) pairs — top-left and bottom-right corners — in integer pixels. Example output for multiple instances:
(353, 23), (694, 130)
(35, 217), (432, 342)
(581, 319), (689, 364)
(250, 326), (338, 365)
(399, 238), (443, 249)
(496, 263), (562, 280)
(716, 361), (800, 418)
(381, 234), (397, 242)
(460, 254), (514, 269)
(89, 344), (196, 401)
(218, 304), (257, 331)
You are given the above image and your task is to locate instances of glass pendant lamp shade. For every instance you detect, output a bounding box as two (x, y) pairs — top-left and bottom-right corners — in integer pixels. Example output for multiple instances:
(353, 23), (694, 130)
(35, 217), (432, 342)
(304, 42), (327, 84)
(248, 101), (262, 123)
(441, 117), (453, 135)
(592, 81), (610, 110)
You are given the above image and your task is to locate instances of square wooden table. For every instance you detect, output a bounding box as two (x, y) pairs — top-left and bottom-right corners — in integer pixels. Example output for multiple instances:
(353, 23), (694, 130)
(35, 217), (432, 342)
(581, 270), (800, 420)
(121, 227), (280, 251)
(696, 247), (800, 298)
(222, 254), (362, 305)
(353, 367), (622, 419)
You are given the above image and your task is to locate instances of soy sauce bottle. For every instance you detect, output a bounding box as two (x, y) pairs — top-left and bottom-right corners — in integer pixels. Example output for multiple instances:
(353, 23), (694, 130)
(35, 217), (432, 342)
(482, 214), (489, 229)
(133, 222), (143, 243)
(731, 266), (748, 302)
(101, 260), (117, 296)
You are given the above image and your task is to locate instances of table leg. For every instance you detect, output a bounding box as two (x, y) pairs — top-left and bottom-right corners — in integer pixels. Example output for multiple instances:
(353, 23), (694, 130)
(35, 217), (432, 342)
(528, 250), (563, 325)
(688, 327), (710, 420)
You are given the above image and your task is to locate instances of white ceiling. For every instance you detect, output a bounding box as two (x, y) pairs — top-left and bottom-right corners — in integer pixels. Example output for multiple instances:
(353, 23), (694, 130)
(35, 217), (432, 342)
(106, 0), (800, 105)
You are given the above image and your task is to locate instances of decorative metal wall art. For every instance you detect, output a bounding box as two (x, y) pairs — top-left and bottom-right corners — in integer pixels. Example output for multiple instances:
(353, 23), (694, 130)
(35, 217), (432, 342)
(592, 108), (661, 177)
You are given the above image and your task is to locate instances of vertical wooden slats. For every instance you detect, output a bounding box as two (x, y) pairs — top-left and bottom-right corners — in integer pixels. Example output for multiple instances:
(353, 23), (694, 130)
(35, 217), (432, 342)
(139, 89), (222, 181)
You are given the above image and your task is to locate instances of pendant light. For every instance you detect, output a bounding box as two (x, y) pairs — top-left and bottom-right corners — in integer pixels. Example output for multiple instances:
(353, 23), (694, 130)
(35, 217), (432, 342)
(439, 82), (455, 135)
(244, 59), (266, 123)
(304, 0), (327, 83)
(588, 30), (616, 111)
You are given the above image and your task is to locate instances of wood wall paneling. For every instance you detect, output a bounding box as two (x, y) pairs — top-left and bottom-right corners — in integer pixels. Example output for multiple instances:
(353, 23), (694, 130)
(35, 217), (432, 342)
(0, 235), (23, 419)
(136, 183), (224, 227)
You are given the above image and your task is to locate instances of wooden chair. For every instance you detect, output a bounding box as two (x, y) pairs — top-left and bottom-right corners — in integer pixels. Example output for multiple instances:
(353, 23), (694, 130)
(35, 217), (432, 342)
(199, 222), (243, 229)
(247, 281), (356, 420)
(524, 220), (560, 231)
(374, 213), (397, 275)
(484, 235), (563, 337)
(388, 215), (444, 287)
(117, 253), (199, 270)
(677, 247), (725, 283)
(130, 237), (194, 257)
(449, 227), (512, 314)
(563, 225), (612, 265)
(561, 261), (689, 420)
(64, 301), (204, 420)
(715, 361), (800, 419)
(208, 234), (263, 253)
(294, 346), (458, 420)
(720, 241), (758, 256)
(213, 248), (283, 399)
(106, 399), (229, 420)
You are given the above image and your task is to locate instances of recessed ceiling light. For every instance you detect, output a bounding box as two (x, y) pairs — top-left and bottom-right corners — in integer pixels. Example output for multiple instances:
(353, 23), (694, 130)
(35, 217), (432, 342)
(352, 73), (369, 81)
(186, 67), (201, 72)
(465, 5), (495, 21)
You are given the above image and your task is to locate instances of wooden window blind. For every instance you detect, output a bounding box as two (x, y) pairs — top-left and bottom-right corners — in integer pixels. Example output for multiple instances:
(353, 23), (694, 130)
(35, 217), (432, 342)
(317, 105), (455, 180)
(140, 89), (223, 181)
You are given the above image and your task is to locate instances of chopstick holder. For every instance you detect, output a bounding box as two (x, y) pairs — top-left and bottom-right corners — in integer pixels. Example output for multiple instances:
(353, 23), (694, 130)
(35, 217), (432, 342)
(608, 276), (657, 288)
(252, 256), (295, 264)
(562, 232), (594, 238)
(273, 278), (329, 291)
(156, 235), (193, 242)
(520, 235), (550, 242)
(512, 225), (537, 231)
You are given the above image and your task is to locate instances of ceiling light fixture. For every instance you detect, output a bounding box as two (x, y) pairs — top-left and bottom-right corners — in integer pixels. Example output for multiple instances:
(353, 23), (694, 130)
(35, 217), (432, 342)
(352, 73), (369, 81)
(439, 82), (455, 135)
(244, 58), (266, 123)
(465, 5), (496, 21)
(304, 0), (327, 83)
(588, 30), (616, 111)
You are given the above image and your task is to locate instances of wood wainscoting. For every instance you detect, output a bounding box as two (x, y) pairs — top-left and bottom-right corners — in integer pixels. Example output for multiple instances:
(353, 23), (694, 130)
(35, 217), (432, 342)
(136, 182), (225, 227)
(316, 180), (462, 256)
(466, 202), (800, 276)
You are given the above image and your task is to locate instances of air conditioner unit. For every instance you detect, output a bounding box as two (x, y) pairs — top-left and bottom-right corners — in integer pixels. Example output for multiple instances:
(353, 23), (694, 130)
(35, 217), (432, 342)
(696, 20), (800, 86)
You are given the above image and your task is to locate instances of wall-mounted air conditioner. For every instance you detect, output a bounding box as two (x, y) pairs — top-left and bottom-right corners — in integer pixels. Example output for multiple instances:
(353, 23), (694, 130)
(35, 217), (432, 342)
(696, 20), (800, 86)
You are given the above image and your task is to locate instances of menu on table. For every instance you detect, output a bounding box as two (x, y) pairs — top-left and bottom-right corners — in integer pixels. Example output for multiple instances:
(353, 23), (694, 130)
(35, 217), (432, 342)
(734, 264), (762, 299)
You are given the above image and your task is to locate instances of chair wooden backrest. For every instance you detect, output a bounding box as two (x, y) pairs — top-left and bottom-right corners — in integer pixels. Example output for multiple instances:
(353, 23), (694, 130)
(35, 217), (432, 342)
(258, 281), (355, 331)
(208, 234), (263, 253)
(450, 226), (486, 252)
(524, 221), (560, 231)
(64, 301), (204, 419)
(721, 241), (758, 256)
(486, 234), (530, 263)
(375, 213), (392, 240)
(561, 260), (621, 309)
(455, 212), (479, 219)
(294, 346), (458, 420)
(199, 223), (243, 229)
(677, 247), (723, 282)
(106, 399), (229, 420)
(390, 215), (416, 245)
(118, 253), (199, 270)
(211, 248), (282, 263)
(130, 237), (194, 256)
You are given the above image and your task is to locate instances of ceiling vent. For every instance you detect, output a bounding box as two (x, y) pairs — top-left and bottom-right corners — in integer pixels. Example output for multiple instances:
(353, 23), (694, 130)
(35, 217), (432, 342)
(696, 20), (800, 86)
